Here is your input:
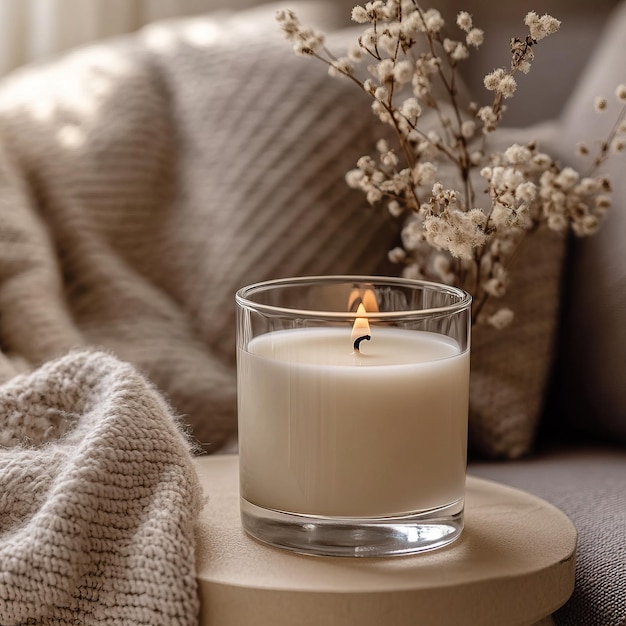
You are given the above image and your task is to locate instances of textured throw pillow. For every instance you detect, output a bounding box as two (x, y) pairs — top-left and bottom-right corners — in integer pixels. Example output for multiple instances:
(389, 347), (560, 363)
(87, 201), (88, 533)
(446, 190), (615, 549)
(459, 125), (567, 459)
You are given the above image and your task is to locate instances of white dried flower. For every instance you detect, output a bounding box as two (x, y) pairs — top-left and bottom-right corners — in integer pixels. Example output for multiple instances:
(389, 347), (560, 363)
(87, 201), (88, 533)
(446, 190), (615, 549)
(451, 42), (469, 61)
(388, 246), (407, 263)
(487, 308), (514, 329)
(377, 31), (397, 56)
(371, 99), (392, 123)
(328, 57), (353, 77)
(402, 262), (424, 280)
(276, 9), (299, 36)
(423, 209), (487, 260)
(366, 186), (383, 204)
(576, 178), (599, 194)
(423, 9), (445, 33)
(477, 106), (498, 132)
(461, 120), (476, 139)
(427, 130), (441, 146)
(572, 214), (600, 237)
(539, 14), (561, 37)
(401, 219), (425, 250)
(456, 11), (473, 32)
(433, 254), (457, 284)
(497, 75), (517, 98)
(364, 1), (385, 19)
(362, 79), (376, 94)
(594, 97), (607, 112)
(466, 28), (484, 48)
(381, 150), (399, 167)
(555, 167), (579, 190)
(388, 201), (403, 217)
(595, 195), (612, 212)
(490, 237), (516, 257)
(515, 181), (537, 202)
(376, 59), (394, 83)
(525, 12), (560, 41)
(547, 213), (568, 232)
(393, 60), (414, 84)
(484, 68), (505, 91)
(483, 277), (506, 297)
(351, 6), (370, 23)
(376, 138), (390, 153)
(501, 169), (520, 188)
(533, 152), (552, 168)
(616, 84), (626, 102)
(374, 85), (389, 100)
(345, 169), (364, 188)
(489, 203), (511, 228)
(401, 97), (422, 119)
(413, 161), (437, 186)
(361, 27), (378, 48)
(356, 155), (376, 171)
(470, 151), (483, 165)
(504, 143), (532, 164)
(402, 10), (424, 37)
(443, 38), (457, 54)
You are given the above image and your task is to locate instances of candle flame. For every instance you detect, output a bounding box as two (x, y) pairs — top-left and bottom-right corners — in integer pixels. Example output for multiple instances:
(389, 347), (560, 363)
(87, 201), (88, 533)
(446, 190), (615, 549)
(351, 303), (371, 352)
(348, 288), (379, 313)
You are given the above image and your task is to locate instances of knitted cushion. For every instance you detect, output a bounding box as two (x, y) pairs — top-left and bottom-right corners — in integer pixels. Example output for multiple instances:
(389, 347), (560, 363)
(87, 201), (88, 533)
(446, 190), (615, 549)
(0, 350), (202, 625)
(467, 124), (566, 458)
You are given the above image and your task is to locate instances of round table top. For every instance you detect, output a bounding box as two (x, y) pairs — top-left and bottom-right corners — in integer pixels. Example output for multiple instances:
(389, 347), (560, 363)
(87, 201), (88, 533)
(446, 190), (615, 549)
(194, 455), (576, 626)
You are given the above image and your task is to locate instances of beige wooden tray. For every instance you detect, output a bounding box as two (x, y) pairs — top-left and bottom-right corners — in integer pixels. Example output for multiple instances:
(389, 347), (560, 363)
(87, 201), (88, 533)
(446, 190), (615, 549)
(194, 455), (576, 626)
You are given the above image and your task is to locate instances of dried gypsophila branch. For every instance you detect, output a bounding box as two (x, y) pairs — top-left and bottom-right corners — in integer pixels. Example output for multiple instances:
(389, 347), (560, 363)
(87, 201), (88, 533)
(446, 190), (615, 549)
(276, 1), (626, 328)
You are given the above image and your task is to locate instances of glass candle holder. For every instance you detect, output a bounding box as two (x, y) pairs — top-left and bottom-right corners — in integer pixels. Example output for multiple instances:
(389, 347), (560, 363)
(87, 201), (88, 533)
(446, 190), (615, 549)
(235, 275), (471, 557)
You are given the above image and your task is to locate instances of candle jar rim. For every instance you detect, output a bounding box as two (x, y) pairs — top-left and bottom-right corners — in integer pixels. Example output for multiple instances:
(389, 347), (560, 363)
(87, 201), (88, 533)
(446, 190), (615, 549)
(235, 275), (471, 320)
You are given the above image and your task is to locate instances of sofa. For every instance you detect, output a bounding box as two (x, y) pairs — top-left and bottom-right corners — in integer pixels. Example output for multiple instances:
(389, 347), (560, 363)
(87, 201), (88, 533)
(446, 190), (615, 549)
(0, 1), (624, 625)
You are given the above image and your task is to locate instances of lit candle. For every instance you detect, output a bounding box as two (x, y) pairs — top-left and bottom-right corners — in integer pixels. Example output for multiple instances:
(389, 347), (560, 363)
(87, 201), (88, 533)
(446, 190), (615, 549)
(237, 301), (470, 519)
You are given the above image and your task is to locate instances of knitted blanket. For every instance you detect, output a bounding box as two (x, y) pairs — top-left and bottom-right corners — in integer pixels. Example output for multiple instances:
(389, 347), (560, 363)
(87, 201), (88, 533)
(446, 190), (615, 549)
(0, 350), (203, 624)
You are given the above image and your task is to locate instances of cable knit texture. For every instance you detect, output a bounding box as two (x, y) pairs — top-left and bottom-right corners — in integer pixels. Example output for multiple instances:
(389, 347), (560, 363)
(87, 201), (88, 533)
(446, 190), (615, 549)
(0, 350), (203, 625)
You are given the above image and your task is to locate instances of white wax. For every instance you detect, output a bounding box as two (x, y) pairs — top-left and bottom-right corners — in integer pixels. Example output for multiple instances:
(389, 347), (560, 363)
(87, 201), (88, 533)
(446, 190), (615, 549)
(237, 327), (469, 518)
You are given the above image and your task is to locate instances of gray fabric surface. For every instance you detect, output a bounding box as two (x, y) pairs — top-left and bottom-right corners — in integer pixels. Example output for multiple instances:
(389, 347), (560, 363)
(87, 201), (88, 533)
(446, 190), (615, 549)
(470, 446), (626, 626)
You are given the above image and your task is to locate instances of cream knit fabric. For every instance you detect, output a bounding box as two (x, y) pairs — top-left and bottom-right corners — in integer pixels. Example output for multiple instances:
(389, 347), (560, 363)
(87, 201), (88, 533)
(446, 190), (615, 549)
(0, 350), (203, 625)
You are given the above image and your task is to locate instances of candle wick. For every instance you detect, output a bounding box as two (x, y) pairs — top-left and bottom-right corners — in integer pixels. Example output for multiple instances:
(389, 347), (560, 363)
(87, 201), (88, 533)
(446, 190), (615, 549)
(353, 335), (371, 353)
